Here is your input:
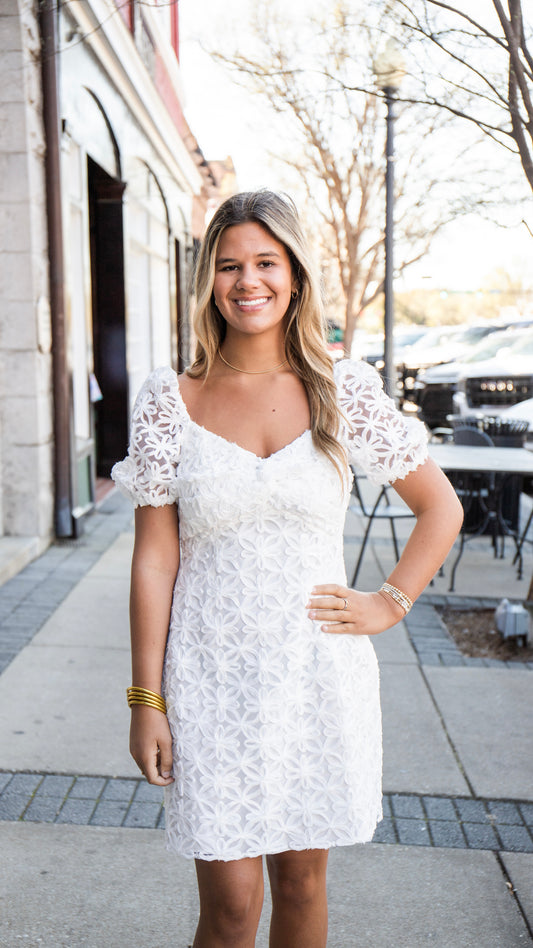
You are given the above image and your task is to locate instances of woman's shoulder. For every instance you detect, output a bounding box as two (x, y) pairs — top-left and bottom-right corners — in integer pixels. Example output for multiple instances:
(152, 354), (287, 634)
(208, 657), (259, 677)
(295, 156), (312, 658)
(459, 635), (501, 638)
(333, 357), (383, 390)
(132, 365), (188, 422)
(139, 365), (180, 397)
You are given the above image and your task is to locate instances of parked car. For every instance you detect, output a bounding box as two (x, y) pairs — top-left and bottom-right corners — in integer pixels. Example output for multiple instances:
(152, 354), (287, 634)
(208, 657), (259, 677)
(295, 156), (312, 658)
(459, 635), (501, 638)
(352, 326), (431, 368)
(397, 323), (503, 406)
(351, 331), (384, 364)
(453, 328), (533, 420)
(414, 327), (527, 428)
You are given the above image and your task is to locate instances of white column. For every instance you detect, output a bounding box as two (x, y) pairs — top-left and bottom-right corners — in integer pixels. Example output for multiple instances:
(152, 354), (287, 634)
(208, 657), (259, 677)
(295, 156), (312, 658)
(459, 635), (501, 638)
(0, 1), (54, 539)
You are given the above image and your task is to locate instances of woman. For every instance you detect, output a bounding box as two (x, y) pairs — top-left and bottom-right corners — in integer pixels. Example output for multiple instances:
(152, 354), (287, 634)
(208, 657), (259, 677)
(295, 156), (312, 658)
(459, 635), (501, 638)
(112, 190), (463, 947)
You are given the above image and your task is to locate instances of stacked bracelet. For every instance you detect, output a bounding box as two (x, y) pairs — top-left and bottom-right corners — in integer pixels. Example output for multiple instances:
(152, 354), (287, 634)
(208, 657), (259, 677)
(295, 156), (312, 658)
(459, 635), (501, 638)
(126, 686), (167, 715)
(380, 582), (413, 615)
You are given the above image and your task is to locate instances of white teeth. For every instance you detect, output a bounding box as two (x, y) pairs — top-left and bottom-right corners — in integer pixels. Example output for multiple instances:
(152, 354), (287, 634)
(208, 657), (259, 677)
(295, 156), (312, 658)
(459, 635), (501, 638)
(235, 298), (269, 307)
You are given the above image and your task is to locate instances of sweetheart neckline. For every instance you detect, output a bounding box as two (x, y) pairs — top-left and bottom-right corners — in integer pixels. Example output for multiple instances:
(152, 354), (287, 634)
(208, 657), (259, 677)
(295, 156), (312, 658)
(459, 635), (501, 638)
(173, 373), (311, 462)
(188, 419), (312, 462)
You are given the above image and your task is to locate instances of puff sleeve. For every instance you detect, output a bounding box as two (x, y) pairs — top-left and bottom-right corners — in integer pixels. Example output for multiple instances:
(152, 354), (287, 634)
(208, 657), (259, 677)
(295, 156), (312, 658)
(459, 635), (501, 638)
(111, 366), (184, 508)
(334, 359), (428, 485)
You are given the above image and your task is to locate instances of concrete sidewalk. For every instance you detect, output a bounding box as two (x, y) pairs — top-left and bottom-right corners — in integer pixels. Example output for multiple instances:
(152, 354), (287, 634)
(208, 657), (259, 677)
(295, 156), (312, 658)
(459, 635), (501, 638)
(0, 491), (532, 947)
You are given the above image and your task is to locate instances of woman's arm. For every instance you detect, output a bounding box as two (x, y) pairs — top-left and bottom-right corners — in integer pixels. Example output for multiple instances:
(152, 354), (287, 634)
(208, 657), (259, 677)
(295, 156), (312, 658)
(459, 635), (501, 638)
(308, 458), (463, 636)
(129, 504), (180, 785)
(384, 457), (463, 592)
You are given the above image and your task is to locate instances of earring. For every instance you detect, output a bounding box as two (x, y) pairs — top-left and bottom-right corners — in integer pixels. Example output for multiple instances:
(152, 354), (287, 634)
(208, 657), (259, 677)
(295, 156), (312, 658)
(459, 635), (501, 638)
(291, 289), (298, 300)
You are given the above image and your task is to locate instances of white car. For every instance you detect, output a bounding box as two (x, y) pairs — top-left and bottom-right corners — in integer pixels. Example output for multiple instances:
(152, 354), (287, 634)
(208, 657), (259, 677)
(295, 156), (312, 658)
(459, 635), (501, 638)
(453, 329), (533, 421)
(398, 324), (501, 405)
(414, 328), (527, 428)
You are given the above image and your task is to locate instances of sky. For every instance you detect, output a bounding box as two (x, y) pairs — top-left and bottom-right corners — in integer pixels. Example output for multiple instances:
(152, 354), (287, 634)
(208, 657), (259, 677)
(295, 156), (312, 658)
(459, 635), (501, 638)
(178, 0), (532, 293)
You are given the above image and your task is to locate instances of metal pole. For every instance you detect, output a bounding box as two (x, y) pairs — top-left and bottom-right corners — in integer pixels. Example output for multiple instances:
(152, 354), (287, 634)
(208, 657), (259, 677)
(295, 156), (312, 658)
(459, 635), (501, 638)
(39, 0), (73, 536)
(383, 87), (395, 398)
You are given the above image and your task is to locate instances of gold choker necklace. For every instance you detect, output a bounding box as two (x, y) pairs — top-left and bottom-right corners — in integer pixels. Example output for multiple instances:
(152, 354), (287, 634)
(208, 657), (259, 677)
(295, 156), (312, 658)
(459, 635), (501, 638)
(218, 350), (288, 375)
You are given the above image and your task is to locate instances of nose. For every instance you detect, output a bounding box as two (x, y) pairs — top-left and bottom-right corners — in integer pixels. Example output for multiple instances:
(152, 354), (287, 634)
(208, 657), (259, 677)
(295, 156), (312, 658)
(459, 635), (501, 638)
(235, 263), (260, 289)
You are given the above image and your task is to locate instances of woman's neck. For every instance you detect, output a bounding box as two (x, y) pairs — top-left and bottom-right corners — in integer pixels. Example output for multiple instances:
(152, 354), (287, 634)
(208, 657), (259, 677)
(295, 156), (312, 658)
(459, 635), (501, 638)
(219, 333), (286, 375)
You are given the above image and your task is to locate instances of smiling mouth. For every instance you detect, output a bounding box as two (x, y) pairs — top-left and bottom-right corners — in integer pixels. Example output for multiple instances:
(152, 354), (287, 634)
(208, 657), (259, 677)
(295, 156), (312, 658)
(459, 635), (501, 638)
(233, 297), (270, 309)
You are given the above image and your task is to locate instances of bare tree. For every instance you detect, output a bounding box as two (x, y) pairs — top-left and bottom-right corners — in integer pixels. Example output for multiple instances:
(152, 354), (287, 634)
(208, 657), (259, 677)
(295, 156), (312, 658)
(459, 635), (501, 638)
(397, 1), (533, 597)
(389, 1), (533, 194)
(211, 2), (498, 353)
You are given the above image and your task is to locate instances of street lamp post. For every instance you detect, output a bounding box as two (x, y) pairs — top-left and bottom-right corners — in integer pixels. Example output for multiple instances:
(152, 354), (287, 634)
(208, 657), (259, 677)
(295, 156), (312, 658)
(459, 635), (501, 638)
(373, 41), (405, 397)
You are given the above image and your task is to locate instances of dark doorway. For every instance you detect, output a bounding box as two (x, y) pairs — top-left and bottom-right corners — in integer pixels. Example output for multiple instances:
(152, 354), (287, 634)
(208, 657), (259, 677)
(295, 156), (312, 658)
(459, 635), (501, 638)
(88, 157), (128, 477)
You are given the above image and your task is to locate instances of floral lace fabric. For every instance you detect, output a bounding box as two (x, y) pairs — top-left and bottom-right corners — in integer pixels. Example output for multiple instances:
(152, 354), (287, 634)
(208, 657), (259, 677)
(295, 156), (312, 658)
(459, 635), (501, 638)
(112, 359), (428, 861)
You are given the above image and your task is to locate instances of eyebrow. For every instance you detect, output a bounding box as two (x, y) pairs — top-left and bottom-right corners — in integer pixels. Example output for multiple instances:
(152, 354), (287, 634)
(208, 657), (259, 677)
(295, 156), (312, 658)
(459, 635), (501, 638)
(216, 251), (282, 264)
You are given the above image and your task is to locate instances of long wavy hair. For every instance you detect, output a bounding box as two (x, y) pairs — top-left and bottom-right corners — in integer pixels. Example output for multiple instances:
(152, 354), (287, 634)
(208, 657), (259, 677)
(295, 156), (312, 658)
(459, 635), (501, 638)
(188, 190), (348, 480)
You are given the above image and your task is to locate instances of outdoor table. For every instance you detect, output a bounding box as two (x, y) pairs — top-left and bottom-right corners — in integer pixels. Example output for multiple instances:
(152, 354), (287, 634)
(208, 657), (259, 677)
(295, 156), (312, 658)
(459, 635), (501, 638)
(429, 443), (533, 590)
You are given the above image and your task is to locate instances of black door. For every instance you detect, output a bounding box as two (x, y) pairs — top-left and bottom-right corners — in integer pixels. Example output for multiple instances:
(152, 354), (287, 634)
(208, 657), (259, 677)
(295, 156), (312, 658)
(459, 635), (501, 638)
(88, 157), (128, 477)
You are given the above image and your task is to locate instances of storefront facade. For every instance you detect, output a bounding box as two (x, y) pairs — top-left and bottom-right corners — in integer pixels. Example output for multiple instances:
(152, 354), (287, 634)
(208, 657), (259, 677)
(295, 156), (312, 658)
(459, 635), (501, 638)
(0, 0), (230, 559)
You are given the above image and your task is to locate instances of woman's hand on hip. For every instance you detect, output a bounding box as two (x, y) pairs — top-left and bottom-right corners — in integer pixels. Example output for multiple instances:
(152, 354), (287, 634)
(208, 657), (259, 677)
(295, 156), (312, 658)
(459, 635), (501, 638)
(129, 705), (175, 786)
(307, 584), (405, 636)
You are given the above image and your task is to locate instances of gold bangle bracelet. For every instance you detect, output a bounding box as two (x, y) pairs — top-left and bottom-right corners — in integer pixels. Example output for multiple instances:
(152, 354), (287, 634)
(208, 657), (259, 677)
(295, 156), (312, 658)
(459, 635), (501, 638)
(126, 686), (167, 714)
(128, 697), (167, 712)
(126, 687), (164, 700)
(127, 688), (167, 712)
(127, 696), (167, 714)
(379, 582), (413, 615)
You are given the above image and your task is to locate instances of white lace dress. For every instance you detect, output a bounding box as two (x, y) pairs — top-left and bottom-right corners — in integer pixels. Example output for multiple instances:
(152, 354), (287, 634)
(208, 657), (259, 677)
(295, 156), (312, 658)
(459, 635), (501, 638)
(112, 359), (428, 861)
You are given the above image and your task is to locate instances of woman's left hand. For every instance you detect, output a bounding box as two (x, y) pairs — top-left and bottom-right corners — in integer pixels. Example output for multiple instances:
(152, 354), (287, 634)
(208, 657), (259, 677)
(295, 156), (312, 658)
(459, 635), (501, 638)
(307, 584), (405, 636)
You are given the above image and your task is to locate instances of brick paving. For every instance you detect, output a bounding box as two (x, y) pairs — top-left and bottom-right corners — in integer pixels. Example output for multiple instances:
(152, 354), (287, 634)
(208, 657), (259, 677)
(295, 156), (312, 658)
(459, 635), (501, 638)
(407, 596), (533, 669)
(1, 771), (532, 853)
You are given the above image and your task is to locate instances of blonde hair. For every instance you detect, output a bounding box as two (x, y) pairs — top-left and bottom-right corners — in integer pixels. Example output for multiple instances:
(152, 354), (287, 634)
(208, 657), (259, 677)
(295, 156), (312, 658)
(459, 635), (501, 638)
(188, 190), (348, 479)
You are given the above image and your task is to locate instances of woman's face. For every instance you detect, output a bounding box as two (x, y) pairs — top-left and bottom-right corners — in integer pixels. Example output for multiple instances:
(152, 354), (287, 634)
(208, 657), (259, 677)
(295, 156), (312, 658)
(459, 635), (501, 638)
(213, 221), (298, 341)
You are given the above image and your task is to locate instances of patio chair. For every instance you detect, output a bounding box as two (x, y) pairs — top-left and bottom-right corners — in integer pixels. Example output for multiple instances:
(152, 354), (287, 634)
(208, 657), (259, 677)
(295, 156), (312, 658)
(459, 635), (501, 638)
(348, 470), (415, 587)
(446, 426), (498, 591)
(513, 504), (533, 572)
(452, 427), (494, 447)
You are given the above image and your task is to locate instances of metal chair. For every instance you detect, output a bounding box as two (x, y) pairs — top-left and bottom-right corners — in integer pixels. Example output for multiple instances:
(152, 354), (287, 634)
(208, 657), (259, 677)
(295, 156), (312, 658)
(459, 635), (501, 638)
(348, 470), (415, 587)
(446, 426), (497, 591)
(452, 427), (494, 447)
(513, 503), (533, 574)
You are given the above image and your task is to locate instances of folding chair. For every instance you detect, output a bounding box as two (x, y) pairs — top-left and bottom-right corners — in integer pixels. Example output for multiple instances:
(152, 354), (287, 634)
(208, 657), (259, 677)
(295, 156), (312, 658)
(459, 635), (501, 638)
(513, 500), (533, 576)
(446, 426), (497, 591)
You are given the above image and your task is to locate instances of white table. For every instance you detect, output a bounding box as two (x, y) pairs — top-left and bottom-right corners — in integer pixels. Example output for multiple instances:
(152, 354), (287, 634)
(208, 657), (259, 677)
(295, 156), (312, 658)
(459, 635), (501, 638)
(429, 443), (533, 477)
(429, 443), (533, 590)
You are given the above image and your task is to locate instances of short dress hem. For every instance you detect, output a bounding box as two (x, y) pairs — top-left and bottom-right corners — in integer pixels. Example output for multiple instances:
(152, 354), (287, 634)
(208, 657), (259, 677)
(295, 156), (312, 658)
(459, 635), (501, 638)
(164, 822), (383, 862)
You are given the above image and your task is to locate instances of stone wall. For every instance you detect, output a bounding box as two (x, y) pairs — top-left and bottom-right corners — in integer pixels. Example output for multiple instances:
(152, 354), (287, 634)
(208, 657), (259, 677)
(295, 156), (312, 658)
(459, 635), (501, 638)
(0, 0), (54, 539)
